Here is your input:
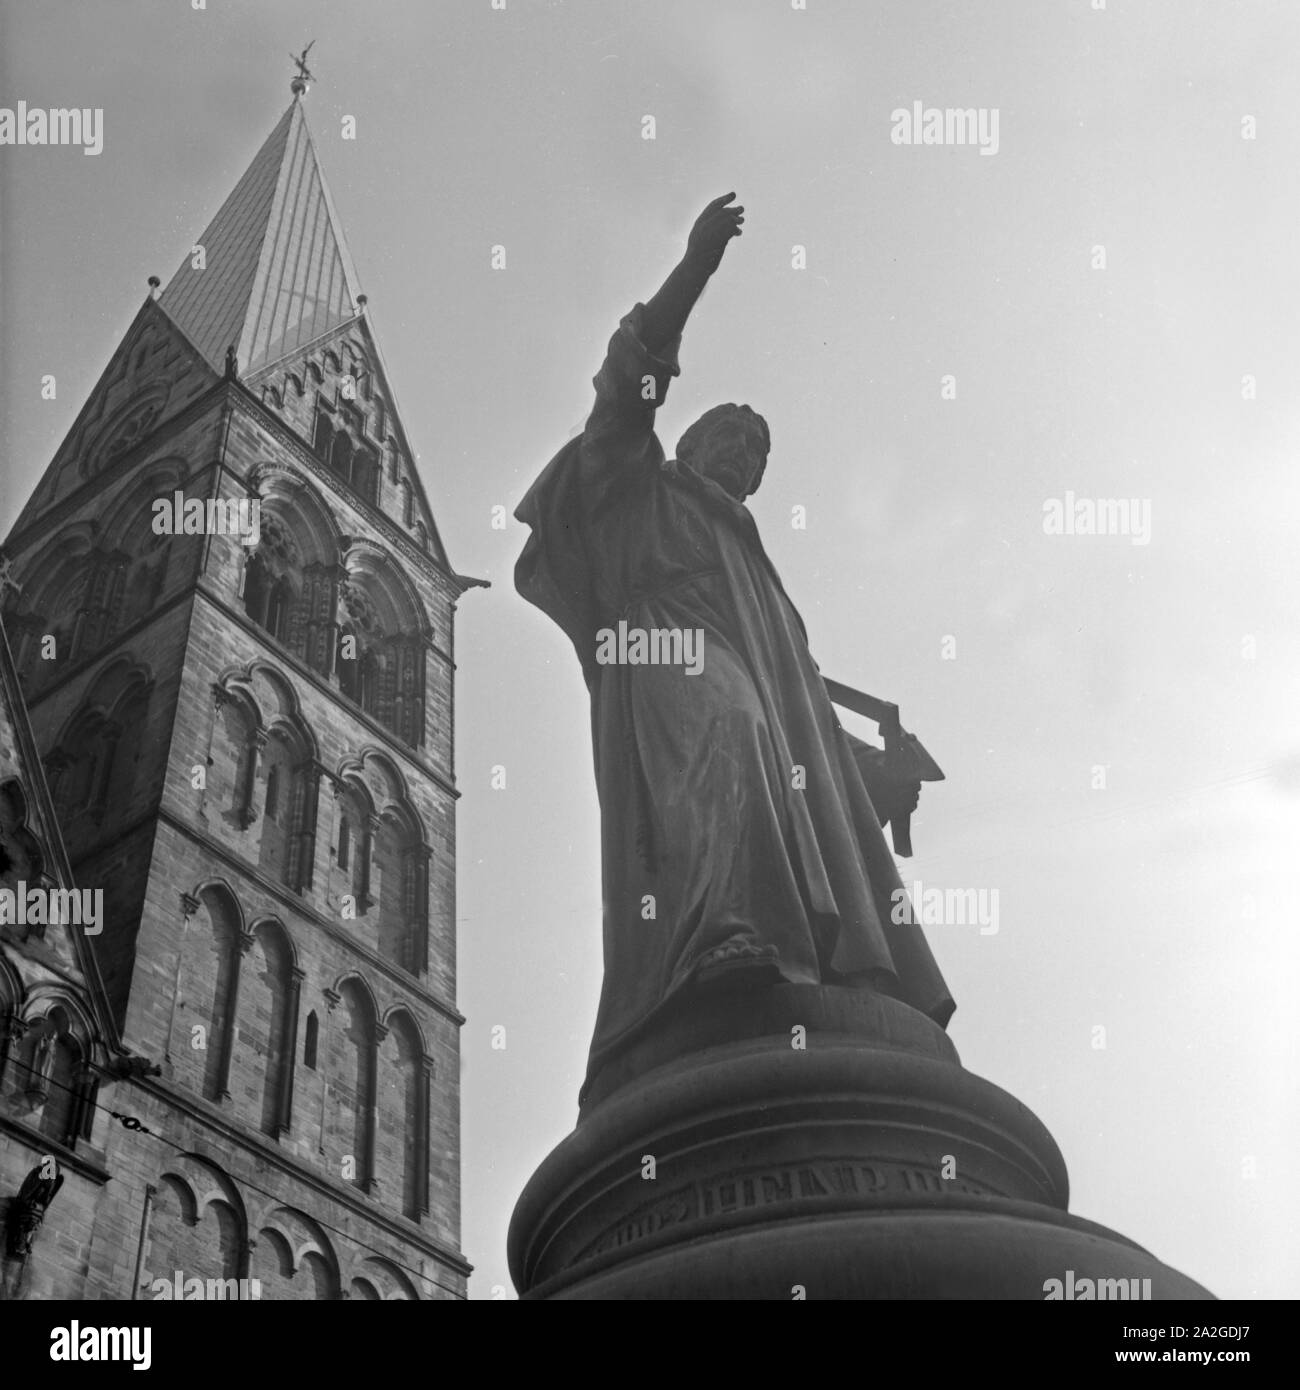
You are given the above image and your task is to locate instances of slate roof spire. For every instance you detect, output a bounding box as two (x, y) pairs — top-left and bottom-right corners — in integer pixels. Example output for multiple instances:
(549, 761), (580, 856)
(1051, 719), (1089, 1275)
(158, 94), (363, 376)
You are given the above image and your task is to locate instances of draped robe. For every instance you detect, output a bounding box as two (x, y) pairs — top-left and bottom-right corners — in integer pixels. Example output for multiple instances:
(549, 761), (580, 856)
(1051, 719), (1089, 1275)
(515, 305), (954, 1096)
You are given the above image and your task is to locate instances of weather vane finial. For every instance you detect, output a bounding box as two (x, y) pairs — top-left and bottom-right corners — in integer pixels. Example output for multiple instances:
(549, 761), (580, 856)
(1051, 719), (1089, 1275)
(290, 40), (316, 98)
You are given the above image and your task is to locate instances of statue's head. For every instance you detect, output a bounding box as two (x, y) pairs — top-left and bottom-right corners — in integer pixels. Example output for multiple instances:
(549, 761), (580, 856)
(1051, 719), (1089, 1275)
(675, 403), (769, 500)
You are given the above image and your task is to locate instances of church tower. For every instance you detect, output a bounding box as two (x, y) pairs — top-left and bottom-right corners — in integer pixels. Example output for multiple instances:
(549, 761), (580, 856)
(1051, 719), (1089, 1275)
(0, 82), (478, 1300)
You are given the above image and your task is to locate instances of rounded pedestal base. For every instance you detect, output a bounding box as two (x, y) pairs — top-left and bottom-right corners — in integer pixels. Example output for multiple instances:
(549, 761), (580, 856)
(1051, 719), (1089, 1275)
(510, 991), (1213, 1300)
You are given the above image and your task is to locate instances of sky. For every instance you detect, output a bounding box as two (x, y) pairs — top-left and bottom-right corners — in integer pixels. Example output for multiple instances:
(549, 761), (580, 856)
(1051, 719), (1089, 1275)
(2, 0), (1298, 1301)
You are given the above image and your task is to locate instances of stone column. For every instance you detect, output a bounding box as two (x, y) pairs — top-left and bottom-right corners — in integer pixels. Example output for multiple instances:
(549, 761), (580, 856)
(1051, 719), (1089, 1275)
(216, 930), (254, 1101)
(239, 727), (268, 829)
(365, 1020), (386, 1195)
(360, 812), (379, 913)
(290, 762), (321, 893)
(417, 1052), (433, 1217)
(279, 967), (305, 1138)
(164, 892), (200, 1066)
(318, 987), (340, 1157)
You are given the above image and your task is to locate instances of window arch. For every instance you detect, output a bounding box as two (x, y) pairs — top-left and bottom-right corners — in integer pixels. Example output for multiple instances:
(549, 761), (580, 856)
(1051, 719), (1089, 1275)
(250, 1209), (339, 1300)
(46, 660), (153, 851)
(256, 730), (306, 885)
(333, 753), (429, 976)
(336, 551), (429, 749)
(379, 1010), (428, 1220)
(10, 999), (95, 1149)
(243, 921), (296, 1138)
(238, 478), (341, 679)
(174, 885), (242, 1101)
(330, 782), (371, 911)
(333, 980), (376, 1192)
(146, 1158), (247, 1294)
(213, 665), (320, 892)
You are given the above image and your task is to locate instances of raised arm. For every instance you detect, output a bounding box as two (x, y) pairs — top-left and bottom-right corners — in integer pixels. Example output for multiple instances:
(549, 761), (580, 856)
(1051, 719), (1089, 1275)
(582, 194), (745, 469)
(641, 193), (746, 354)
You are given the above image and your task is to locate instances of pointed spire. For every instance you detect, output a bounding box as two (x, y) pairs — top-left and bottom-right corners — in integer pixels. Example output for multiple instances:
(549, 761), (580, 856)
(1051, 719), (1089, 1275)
(158, 99), (362, 376)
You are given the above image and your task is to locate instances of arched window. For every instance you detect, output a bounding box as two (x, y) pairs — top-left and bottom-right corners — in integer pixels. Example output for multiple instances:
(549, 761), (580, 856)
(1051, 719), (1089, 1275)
(52, 714), (115, 825)
(335, 981), (375, 1191)
(147, 1162), (244, 1295)
(46, 664), (152, 853)
(331, 786), (371, 911)
(379, 1012), (427, 1220)
(336, 570), (427, 748)
(333, 754), (427, 970)
(243, 922), (294, 1137)
(175, 887), (241, 1101)
(217, 700), (258, 830)
(16, 1006), (91, 1148)
(256, 732), (302, 885)
(250, 1211), (339, 1301)
(374, 813), (424, 974)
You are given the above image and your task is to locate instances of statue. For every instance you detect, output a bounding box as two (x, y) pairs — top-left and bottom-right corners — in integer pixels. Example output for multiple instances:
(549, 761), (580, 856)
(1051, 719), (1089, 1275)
(515, 195), (954, 1100)
(5, 1159), (63, 1259)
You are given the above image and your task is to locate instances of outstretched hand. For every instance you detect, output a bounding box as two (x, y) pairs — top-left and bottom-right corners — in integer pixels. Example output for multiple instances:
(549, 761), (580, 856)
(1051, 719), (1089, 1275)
(686, 193), (744, 270)
(640, 194), (746, 352)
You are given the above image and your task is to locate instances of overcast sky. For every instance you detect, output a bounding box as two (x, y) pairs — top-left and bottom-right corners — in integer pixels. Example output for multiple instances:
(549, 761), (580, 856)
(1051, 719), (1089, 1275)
(2, 0), (1297, 1301)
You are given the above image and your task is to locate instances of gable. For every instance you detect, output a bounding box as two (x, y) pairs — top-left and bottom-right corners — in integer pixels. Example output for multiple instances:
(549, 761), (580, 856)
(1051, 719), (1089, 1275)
(246, 318), (450, 570)
(10, 299), (219, 534)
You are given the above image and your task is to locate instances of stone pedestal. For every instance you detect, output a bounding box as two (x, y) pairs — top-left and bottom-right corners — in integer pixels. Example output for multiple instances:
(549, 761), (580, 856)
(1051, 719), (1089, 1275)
(509, 984), (1212, 1300)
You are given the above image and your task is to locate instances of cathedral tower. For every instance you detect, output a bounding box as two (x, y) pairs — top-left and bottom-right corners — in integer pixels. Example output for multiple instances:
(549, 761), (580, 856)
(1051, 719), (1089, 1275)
(0, 88), (477, 1300)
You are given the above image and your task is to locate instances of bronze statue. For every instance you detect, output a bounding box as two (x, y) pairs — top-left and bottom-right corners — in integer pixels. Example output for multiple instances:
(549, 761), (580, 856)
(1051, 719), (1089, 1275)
(515, 195), (954, 1099)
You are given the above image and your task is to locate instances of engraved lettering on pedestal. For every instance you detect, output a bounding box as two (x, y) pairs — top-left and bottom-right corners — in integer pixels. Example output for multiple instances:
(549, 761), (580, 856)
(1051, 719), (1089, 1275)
(575, 1156), (995, 1266)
